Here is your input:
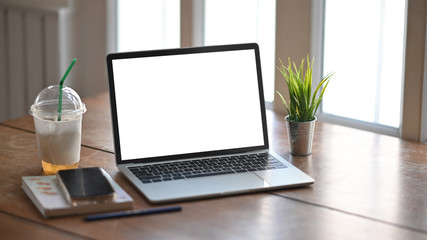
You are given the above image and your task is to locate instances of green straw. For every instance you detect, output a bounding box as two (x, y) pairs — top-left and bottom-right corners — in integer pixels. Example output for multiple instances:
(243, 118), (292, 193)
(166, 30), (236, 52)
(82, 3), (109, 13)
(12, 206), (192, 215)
(57, 58), (77, 121)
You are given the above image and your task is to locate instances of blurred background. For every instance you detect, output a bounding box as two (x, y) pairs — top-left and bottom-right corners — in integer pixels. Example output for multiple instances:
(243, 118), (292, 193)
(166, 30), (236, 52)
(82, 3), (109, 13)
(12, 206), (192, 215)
(1, 0), (426, 142)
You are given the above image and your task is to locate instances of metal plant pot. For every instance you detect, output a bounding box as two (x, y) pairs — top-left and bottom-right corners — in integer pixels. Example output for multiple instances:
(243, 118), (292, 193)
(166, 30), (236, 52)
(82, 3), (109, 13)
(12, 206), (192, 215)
(285, 116), (316, 156)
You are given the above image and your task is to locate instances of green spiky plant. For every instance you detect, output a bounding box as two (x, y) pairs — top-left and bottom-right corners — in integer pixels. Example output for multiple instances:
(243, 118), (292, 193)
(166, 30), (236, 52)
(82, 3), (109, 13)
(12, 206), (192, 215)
(276, 55), (333, 122)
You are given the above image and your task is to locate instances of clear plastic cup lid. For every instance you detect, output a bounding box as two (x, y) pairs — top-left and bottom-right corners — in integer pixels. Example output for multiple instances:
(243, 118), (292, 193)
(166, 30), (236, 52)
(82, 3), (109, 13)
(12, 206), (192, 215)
(30, 85), (86, 121)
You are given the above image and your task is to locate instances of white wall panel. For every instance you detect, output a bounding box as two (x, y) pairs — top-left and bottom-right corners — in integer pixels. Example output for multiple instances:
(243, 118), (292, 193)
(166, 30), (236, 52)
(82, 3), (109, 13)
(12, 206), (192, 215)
(0, 2), (64, 122)
(0, 6), (8, 121)
(25, 11), (44, 109)
(0, 0), (107, 122)
(44, 12), (59, 86)
(7, 8), (26, 119)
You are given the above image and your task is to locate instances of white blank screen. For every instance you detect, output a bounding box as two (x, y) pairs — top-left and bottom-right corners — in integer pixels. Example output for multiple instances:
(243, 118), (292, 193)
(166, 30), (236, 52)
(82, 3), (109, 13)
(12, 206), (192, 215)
(112, 49), (265, 161)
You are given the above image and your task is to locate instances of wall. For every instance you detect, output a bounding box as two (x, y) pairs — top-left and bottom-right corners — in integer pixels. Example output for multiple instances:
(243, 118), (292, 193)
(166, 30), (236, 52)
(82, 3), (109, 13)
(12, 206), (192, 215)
(401, 0), (427, 141)
(273, 0), (312, 114)
(66, 0), (109, 98)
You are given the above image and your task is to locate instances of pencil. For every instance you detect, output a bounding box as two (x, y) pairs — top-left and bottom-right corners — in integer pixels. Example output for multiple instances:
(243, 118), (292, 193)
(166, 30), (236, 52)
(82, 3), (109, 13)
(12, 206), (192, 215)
(85, 206), (182, 221)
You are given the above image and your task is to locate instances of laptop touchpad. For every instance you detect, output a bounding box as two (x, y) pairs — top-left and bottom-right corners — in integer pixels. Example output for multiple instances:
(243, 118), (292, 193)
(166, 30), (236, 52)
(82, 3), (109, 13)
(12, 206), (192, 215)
(143, 173), (266, 202)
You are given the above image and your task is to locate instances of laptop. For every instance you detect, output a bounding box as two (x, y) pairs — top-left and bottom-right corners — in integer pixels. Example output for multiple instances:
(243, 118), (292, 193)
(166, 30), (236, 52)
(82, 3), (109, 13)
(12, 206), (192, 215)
(106, 43), (314, 204)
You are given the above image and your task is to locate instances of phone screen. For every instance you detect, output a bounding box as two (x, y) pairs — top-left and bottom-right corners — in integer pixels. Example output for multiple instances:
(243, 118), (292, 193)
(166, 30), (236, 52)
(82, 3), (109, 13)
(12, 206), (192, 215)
(57, 167), (115, 202)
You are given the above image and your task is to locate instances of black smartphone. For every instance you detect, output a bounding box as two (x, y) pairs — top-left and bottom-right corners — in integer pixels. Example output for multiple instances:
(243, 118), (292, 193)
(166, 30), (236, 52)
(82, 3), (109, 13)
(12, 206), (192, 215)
(57, 167), (115, 205)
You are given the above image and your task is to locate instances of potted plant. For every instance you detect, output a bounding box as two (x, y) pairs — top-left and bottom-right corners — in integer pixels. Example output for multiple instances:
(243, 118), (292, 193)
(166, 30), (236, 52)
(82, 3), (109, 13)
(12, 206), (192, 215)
(276, 55), (333, 155)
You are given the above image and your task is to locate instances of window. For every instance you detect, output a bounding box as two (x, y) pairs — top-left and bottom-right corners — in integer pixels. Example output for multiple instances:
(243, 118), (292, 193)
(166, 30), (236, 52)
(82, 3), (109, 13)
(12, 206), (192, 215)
(319, 0), (406, 136)
(112, 1), (427, 142)
(116, 0), (180, 52)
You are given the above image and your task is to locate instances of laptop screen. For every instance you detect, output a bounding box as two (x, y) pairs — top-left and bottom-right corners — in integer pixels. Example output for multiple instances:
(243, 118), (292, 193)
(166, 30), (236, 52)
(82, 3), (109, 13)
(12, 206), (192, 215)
(107, 43), (269, 163)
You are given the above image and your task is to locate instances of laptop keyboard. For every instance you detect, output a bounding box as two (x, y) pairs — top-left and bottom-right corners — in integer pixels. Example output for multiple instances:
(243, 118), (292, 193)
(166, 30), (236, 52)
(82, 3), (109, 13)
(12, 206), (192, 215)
(128, 153), (287, 184)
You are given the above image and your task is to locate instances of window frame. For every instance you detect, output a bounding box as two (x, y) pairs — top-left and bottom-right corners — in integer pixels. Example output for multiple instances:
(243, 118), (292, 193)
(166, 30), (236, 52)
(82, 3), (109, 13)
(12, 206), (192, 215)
(311, 0), (404, 137)
(181, 0), (276, 108)
(111, 0), (427, 142)
(311, 0), (427, 142)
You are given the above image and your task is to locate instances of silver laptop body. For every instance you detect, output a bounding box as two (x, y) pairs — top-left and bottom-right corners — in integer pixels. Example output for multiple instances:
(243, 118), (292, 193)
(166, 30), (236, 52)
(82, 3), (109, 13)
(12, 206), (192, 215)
(106, 43), (314, 204)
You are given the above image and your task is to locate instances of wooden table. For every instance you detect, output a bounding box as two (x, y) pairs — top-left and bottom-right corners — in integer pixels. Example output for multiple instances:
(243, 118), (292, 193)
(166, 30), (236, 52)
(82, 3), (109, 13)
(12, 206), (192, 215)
(1, 92), (426, 240)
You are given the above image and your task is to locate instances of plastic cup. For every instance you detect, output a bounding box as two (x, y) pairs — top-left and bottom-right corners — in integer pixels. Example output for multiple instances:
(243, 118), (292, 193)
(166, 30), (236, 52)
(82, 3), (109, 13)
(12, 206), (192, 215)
(30, 85), (86, 175)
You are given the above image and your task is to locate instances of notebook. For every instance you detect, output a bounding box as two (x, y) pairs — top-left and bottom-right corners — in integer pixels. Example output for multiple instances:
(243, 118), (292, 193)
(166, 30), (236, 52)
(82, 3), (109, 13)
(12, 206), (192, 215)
(106, 43), (314, 204)
(21, 172), (133, 218)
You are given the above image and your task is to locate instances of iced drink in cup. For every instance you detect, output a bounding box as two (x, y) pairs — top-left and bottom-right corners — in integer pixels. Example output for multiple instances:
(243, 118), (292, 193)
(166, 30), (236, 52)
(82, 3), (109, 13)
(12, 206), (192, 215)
(30, 85), (86, 175)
